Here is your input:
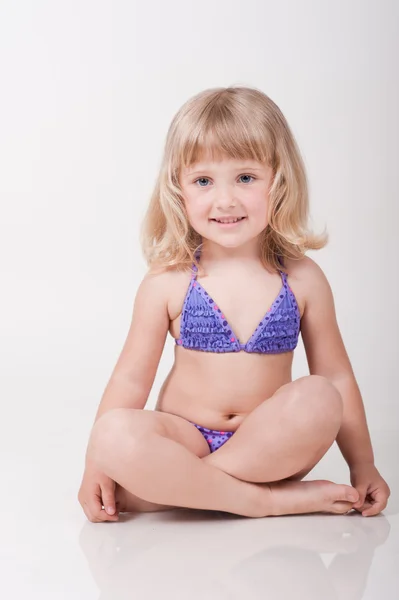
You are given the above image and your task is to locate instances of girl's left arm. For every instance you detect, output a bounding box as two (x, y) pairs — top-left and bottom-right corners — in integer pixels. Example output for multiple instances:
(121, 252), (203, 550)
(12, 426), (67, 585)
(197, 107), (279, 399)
(295, 257), (391, 516)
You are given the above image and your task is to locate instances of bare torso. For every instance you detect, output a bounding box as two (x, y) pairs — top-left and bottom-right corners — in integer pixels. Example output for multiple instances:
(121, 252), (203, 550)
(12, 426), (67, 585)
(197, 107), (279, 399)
(155, 260), (306, 431)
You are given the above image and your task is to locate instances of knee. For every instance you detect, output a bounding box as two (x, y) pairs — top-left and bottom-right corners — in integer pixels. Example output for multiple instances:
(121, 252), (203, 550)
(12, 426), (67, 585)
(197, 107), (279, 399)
(87, 408), (145, 468)
(293, 375), (343, 427)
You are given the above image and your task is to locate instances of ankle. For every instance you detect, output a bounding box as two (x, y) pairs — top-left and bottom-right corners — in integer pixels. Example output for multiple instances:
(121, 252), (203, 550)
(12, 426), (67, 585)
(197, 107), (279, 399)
(251, 483), (276, 518)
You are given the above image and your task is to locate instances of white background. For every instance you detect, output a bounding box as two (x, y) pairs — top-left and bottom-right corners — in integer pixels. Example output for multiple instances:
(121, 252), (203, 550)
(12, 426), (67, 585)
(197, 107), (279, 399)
(0, 1), (398, 598)
(1, 1), (397, 432)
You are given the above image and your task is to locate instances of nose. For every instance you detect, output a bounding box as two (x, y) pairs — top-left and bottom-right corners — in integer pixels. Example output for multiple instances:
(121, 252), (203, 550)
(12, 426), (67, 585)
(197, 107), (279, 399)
(215, 186), (236, 210)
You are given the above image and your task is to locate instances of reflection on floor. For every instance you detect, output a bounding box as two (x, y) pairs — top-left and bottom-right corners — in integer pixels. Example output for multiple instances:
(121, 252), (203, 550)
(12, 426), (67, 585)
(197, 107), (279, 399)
(3, 431), (398, 599)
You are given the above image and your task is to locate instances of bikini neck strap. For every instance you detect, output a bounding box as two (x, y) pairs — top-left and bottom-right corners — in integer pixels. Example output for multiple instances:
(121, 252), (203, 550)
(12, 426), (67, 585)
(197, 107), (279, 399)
(277, 255), (288, 287)
(191, 247), (201, 279)
(192, 248), (287, 285)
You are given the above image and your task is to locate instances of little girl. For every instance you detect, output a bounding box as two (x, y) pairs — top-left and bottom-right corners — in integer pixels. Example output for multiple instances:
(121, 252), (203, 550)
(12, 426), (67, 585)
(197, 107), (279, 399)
(78, 86), (390, 522)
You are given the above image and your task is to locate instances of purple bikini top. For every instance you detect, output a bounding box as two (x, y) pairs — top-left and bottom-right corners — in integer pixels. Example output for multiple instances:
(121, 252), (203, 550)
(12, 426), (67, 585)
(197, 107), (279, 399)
(175, 249), (301, 354)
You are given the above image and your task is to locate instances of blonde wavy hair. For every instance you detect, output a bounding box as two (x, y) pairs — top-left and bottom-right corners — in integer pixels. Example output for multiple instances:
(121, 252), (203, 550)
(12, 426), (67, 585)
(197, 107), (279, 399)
(140, 85), (327, 275)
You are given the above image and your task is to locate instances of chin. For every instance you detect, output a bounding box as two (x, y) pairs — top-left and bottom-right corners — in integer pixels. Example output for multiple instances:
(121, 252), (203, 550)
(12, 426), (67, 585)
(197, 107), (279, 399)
(206, 236), (251, 249)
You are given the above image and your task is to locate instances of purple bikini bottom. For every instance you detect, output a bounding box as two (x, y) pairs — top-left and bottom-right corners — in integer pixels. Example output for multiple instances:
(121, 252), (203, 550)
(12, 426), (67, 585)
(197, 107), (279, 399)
(189, 421), (235, 453)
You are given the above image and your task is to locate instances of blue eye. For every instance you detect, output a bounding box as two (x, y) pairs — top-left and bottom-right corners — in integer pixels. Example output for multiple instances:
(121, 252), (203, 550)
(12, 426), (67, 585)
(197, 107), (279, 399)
(194, 174), (255, 187)
(195, 177), (210, 187)
(239, 174), (255, 184)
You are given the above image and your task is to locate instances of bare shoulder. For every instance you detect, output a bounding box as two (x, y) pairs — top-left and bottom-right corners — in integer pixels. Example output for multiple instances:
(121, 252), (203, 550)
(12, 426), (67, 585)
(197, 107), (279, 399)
(284, 255), (331, 316)
(140, 267), (176, 295)
(160, 269), (195, 321)
(284, 254), (327, 283)
(142, 266), (192, 321)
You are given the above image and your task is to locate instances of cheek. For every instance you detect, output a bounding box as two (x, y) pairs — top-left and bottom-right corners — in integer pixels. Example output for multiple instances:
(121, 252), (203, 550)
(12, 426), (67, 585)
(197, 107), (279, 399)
(246, 196), (269, 220)
(183, 202), (208, 232)
(248, 204), (269, 232)
(185, 198), (209, 219)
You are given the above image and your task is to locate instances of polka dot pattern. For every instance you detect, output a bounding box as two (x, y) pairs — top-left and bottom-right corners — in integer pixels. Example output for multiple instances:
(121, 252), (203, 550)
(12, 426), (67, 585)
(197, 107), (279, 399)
(189, 421), (235, 453)
(175, 250), (301, 354)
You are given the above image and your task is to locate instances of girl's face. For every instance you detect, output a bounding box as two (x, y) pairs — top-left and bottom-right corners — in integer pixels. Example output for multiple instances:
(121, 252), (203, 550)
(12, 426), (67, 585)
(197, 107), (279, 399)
(179, 156), (274, 249)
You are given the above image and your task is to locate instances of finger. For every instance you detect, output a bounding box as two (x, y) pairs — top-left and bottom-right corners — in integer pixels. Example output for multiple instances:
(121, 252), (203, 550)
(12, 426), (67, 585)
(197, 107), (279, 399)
(362, 502), (383, 517)
(97, 507), (120, 522)
(96, 498), (120, 522)
(100, 482), (118, 516)
(354, 497), (372, 514)
(84, 501), (119, 522)
(90, 490), (119, 522)
(362, 494), (388, 517)
(79, 488), (101, 522)
(353, 486), (368, 510)
(361, 499), (374, 511)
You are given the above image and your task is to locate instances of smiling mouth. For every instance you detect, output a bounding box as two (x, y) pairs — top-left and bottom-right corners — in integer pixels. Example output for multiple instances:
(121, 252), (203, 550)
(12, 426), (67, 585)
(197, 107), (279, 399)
(210, 217), (247, 224)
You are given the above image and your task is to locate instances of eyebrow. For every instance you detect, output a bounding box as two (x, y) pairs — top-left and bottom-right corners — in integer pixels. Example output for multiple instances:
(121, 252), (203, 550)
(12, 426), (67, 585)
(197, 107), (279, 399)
(185, 166), (265, 176)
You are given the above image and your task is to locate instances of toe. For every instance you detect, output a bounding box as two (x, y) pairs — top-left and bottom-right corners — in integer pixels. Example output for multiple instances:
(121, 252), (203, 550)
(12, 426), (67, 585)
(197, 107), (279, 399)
(336, 485), (359, 503)
(331, 501), (355, 514)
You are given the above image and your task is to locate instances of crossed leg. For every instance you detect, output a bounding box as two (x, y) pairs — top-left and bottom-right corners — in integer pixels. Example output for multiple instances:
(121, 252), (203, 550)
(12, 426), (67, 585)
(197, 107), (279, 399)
(203, 374), (342, 482)
(199, 374), (361, 516)
(109, 410), (212, 515)
(88, 375), (359, 518)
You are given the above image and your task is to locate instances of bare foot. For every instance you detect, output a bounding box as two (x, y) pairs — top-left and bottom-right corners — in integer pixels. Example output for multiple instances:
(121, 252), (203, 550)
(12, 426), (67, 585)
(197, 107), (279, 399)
(254, 479), (360, 517)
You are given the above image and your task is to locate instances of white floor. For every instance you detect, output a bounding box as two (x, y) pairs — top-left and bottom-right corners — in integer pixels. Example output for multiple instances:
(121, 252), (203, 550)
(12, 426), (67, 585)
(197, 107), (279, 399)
(2, 425), (398, 599)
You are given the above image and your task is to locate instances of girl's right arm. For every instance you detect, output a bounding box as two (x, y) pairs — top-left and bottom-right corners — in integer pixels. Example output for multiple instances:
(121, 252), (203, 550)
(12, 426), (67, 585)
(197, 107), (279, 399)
(78, 269), (172, 522)
(93, 269), (172, 421)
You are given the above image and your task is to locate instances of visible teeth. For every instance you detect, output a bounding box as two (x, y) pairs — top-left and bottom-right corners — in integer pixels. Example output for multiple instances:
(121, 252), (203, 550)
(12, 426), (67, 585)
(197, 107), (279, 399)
(215, 217), (244, 223)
